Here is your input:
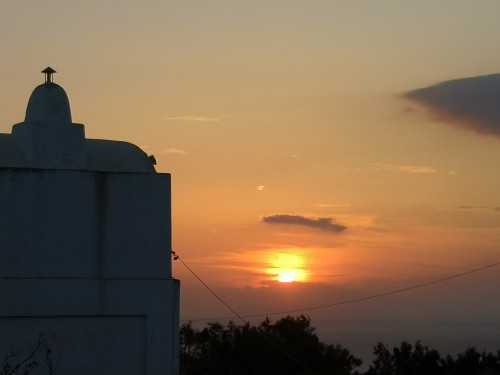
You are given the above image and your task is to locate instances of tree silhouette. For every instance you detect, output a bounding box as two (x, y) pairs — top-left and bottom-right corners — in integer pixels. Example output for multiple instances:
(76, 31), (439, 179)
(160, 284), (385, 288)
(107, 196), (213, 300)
(444, 347), (500, 375)
(366, 341), (500, 375)
(181, 316), (500, 375)
(1, 335), (53, 375)
(180, 315), (362, 375)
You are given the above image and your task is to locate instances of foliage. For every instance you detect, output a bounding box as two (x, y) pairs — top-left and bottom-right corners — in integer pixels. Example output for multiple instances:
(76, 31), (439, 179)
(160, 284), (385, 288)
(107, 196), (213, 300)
(366, 341), (444, 375)
(1, 335), (53, 375)
(181, 316), (500, 375)
(366, 341), (500, 375)
(180, 315), (362, 375)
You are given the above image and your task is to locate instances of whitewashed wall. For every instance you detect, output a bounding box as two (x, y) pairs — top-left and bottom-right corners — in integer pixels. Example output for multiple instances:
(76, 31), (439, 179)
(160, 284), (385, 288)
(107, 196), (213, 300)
(0, 168), (179, 375)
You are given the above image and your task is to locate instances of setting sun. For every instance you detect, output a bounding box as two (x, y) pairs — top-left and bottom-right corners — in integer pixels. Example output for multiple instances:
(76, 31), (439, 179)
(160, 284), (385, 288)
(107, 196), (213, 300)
(278, 270), (299, 282)
(269, 252), (307, 283)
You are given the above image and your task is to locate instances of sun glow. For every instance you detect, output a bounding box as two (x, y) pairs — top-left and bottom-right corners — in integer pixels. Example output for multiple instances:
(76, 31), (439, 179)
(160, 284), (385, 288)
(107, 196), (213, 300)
(270, 252), (307, 283)
(278, 270), (299, 282)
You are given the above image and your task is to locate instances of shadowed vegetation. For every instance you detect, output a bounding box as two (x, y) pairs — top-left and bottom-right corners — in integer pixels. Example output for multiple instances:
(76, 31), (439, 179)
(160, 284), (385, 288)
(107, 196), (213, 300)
(180, 316), (500, 375)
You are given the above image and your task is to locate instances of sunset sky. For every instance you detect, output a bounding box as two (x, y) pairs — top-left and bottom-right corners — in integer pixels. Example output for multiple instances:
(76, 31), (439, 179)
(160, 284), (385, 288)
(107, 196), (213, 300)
(2, 1), (500, 365)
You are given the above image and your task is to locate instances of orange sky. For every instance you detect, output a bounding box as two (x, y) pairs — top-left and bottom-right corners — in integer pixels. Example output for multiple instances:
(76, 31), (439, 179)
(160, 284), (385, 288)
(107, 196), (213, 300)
(2, 1), (500, 364)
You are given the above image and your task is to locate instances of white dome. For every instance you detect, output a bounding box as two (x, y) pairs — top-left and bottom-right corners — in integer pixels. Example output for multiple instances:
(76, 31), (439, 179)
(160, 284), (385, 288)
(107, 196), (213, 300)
(3, 67), (156, 173)
(25, 82), (72, 123)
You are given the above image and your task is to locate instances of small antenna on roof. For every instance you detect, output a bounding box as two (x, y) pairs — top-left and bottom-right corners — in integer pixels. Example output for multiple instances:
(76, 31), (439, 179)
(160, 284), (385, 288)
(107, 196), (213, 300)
(42, 67), (56, 83)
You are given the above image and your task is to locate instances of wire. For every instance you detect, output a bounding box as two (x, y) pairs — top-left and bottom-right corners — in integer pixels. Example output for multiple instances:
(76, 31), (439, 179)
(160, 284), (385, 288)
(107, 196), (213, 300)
(172, 250), (320, 375)
(448, 322), (500, 354)
(175, 253), (500, 372)
(179, 259), (500, 322)
(173, 251), (247, 324)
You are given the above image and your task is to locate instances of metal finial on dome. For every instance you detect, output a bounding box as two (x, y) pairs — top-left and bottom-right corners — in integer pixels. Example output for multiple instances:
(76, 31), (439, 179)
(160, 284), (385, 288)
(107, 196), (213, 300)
(42, 67), (56, 83)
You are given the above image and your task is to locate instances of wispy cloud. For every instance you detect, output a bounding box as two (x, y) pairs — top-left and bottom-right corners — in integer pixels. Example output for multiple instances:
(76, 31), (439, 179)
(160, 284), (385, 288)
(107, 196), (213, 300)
(161, 148), (188, 155)
(344, 163), (439, 174)
(442, 205), (500, 212)
(315, 204), (351, 208)
(262, 214), (347, 233)
(404, 73), (500, 137)
(368, 163), (437, 174)
(163, 115), (226, 123)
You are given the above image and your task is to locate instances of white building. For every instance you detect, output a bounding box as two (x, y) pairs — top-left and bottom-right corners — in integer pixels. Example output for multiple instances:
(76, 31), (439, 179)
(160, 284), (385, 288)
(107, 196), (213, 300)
(0, 68), (180, 375)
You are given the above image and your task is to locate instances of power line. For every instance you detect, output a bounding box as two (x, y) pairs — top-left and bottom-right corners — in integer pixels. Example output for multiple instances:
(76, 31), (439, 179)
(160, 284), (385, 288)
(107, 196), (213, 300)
(172, 250), (320, 375)
(175, 253), (500, 372)
(173, 251), (247, 324)
(448, 321), (500, 354)
(178, 258), (500, 322)
(241, 260), (500, 319)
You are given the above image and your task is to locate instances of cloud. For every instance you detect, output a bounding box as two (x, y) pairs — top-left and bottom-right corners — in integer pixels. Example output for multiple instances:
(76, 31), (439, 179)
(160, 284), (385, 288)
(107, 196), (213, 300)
(262, 214), (347, 233)
(346, 163), (438, 174)
(368, 163), (437, 174)
(404, 73), (500, 136)
(163, 115), (226, 123)
(443, 205), (500, 212)
(161, 148), (187, 155)
(315, 204), (351, 208)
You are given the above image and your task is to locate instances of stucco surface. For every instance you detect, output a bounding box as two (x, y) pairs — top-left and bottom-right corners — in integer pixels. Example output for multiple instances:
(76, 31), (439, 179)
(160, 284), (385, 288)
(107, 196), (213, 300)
(0, 169), (171, 278)
(0, 71), (179, 375)
(0, 168), (179, 375)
